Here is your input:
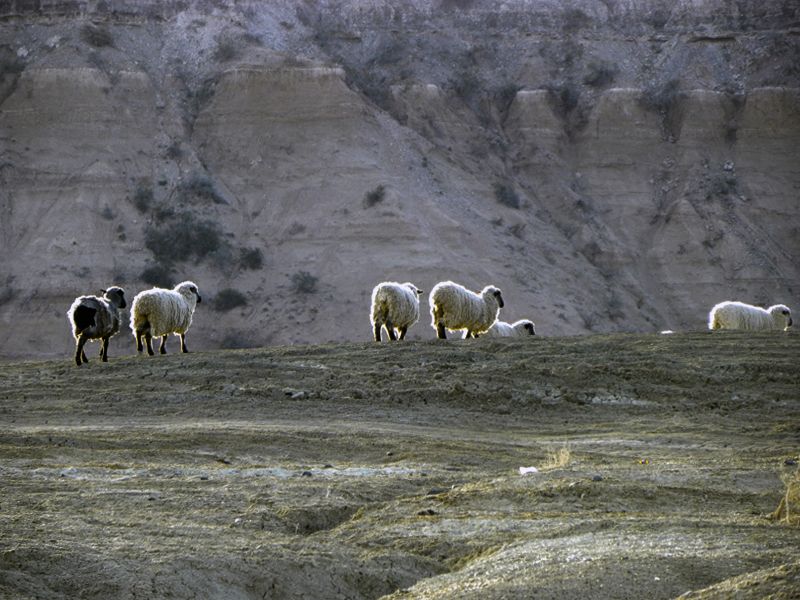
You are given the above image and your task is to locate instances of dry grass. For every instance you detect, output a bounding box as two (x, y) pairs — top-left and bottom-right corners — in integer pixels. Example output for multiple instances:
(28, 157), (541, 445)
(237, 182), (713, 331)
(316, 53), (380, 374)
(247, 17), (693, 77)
(771, 468), (800, 525)
(541, 445), (571, 471)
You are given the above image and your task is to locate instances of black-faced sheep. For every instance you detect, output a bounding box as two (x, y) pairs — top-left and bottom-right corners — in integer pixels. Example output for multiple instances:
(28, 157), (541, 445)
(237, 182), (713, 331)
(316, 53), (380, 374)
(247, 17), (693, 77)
(429, 281), (504, 339)
(370, 281), (424, 342)
(67, 286), (127, 367)
(130, 281), (202, 356)
(484, 319), (536, 337)
(708, 301), (792, 331)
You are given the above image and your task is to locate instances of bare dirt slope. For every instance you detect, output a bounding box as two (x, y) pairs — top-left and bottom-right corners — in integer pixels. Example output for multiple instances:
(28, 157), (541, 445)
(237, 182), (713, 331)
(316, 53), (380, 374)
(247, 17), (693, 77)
(1, 0), (799, 359)
(1, 332), (798, 599)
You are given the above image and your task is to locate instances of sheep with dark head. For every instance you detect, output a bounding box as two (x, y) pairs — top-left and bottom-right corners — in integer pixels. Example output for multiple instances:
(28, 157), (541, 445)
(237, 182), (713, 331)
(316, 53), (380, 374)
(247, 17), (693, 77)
(67, 286), (127, 366)
(429, 281), (504, 339)
(484, 319), (536, 337)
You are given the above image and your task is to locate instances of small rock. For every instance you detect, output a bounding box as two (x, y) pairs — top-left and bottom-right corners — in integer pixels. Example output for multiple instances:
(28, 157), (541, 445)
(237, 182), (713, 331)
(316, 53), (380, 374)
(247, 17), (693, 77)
(426, 488), (448, 496)
(322, 464), (334, 469)
(784, 459), (798, 466)
(200, 476), (209, 481)
(386, 451), (394, 457)
(417, 508), (437, 516)
(592, 475), (603, 482)
(301, 471), (313, 477)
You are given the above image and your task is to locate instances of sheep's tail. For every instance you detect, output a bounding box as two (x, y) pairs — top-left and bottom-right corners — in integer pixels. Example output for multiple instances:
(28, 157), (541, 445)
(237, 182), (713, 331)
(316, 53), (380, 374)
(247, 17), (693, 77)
(73, 304), (97, 333)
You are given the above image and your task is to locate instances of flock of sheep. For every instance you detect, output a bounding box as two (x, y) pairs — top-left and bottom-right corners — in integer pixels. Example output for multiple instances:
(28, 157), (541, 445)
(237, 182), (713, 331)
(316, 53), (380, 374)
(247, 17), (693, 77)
(66, 279), (792, 366)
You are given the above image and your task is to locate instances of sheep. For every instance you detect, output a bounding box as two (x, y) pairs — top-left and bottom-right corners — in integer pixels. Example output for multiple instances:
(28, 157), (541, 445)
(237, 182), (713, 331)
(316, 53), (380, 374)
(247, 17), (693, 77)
(130, 281), (202, 356)
(66, 286), (127, 367)
(708, 301), (792, 331)
(430, 281), (504, 339)
(483, 319), (536, 338)
(370, 281), (424, 342)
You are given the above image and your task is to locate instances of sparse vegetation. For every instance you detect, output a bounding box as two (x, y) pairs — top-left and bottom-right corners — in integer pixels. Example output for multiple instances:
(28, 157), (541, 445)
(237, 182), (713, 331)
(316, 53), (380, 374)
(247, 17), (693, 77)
(238, 247), (264, 270)
(291, 271), (318, 294)
(771, 467), (800, 525)
(165, 141), (183, 160)
(542, 445), (571, 470)
(583, 61), (617, 88)
(493, 182), (521, 209)
(140, 264), (174, 288)
(213, 37), (239, 62)
(287, 222), (306, 236)
(213, 288), (248, 312)
(508, 223), (526, 239)
(145, 213), (224, 265)
(100, 206), (114, 220)
(178, 174), (225, 205)
(132, 182), (154, 213)
(363, 185), (386, 208)
(81, 24), (114, 48)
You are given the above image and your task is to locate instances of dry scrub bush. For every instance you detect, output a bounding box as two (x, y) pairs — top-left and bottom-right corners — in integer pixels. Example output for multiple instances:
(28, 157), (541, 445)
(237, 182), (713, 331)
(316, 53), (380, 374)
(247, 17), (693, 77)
(771, 468), (800, 525)
(542, 445), (571, 471)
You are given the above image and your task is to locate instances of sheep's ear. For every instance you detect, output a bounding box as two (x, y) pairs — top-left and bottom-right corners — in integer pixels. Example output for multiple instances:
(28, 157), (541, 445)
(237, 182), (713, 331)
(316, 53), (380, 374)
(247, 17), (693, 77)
(99, 289), (107, 295)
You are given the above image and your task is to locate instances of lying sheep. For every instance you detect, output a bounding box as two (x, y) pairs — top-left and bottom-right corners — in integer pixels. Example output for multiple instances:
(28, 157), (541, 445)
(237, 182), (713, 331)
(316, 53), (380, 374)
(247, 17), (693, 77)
(130, 281), (202, 355)
(67, 286), (127, 366)
(708, 301), (793, 331)
(370, 281), (424, 342)
(483, 319), (536, 338)
(430, 281), (504, 339)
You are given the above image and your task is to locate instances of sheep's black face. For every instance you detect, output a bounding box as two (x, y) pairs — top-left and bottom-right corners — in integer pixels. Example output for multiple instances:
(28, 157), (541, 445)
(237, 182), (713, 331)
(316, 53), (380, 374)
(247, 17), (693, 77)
(106, 287), (126, 309)
(524, 322), (535, 335)
(494, 290), (504, 308)
(191, 286), (202, 303)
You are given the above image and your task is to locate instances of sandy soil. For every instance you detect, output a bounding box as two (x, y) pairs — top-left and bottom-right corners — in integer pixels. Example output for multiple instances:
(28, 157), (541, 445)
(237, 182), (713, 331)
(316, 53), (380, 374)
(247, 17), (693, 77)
(1, 332), (798, 599)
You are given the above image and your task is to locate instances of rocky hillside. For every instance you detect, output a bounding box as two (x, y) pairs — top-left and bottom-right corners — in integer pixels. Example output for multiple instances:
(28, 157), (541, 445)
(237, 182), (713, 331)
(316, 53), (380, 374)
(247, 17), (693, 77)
(1, 0), (798, 358)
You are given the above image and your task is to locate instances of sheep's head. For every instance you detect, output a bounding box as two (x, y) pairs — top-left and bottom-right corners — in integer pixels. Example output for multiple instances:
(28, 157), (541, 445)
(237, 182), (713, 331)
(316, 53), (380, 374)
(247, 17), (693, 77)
(769, 304), (792, 329)
(175, 281), (202, 304)
(403, 283), (424, 296)
(482, 286), (504, 308)
(520, 320), (536, 335)
(103, 287), (126, 309)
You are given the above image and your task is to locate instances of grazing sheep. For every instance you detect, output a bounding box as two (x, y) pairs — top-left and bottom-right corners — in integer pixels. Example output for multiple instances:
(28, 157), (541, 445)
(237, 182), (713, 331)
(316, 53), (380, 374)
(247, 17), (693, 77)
(130, 281), (202, 356)
(430, 281), (504, 339)
(67, 286), (127, 367)
(370, 281), (424, 342)
(483, 319), (536, 338)
(708, 301), (792, 331)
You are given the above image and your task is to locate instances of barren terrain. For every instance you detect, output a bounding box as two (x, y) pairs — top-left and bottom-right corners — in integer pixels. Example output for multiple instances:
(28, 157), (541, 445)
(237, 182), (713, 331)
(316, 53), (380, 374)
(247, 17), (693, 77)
(1, 332), (799, 598)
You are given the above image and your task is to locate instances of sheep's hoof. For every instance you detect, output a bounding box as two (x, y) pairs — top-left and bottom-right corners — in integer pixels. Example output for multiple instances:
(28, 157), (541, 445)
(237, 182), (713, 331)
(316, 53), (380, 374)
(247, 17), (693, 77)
(147, 349), (154, 356)
(160, 348), (167, 355)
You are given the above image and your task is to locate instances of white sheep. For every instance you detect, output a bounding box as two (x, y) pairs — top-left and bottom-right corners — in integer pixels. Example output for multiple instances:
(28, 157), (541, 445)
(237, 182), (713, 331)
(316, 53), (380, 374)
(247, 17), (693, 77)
(130, 281), (202, 355)
(67, 286), (127, 366)
(370, 281), (424, 342)
(483, 319), (536, 338)
(429, 281), (504, 339)
(708, 301), (793, 331)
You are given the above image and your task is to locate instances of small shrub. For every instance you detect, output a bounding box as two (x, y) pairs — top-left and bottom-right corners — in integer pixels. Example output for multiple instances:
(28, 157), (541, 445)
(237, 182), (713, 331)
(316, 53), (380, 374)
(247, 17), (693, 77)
(287, 222), (306, 236)
(81, 24), (114, 48)
(508, 223), (526, 239)
(493, 182), (521, 209)
(363, 185), (386, 208)
(562, 8), (590, 32)
(132, 183), (153, 213)
(238, 247), (264, 270)
(100, 205), (114, 220)
(546, 82), (580, 118)
(291, 271), (318, 294)
(494, 83), (521, 114)
(165, 141), (183, 160)
(140, 264), (174, 288)
(770, 467), (799, 525)
(213, 37), (239, 62)
(145, 213), (223, 264)
(178, 174), (225, 205)
(542, 445), (571, 470)
(640, 79), (680, 114)
(583, 61), (617, 88)
(213, 288), (248, 312)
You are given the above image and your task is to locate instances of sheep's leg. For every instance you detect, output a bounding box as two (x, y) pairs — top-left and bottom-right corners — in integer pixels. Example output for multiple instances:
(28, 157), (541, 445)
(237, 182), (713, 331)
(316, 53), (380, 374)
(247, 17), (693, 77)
(159, 335), (168, 354)
(436, 323), (447, 339)
(75, 336), (89, 367)
(100, 337), (110, 362)
(373, 322), (383, 342)
(135, 330), (144, 353)
(398, 326), (408, 340)
(386, 319), (397, 341)
(145, 333), (155, 356)
(180, 334), (189, 353)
